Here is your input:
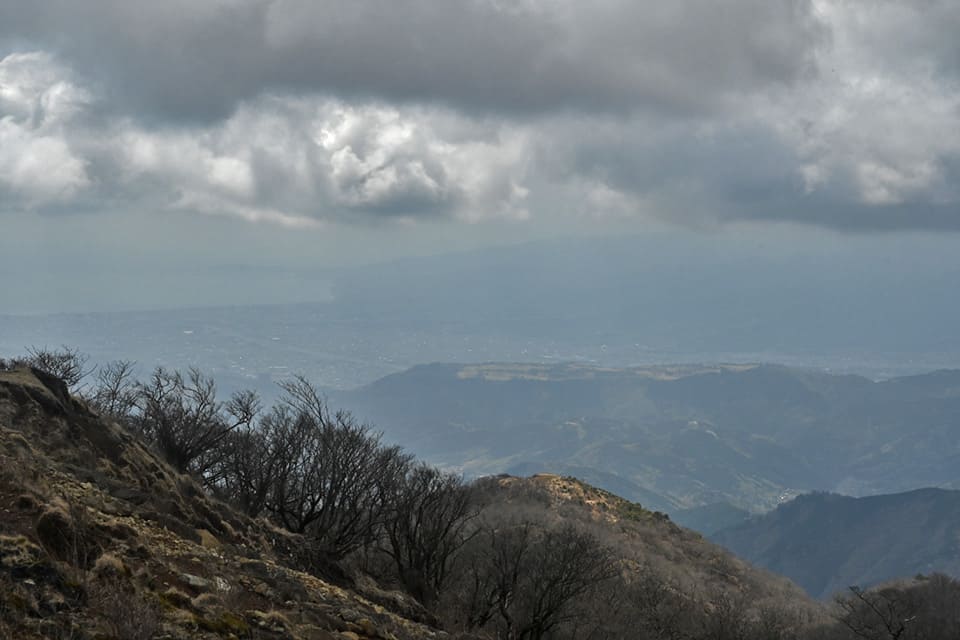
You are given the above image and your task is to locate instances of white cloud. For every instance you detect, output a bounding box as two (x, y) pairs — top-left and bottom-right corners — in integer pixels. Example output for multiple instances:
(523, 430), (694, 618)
(764, 1), (960, 209)
(0, 53), (532, 224)
(0, 51), (88, 125)
(0, 52), (89, 204)
(0, 122), (89, 203)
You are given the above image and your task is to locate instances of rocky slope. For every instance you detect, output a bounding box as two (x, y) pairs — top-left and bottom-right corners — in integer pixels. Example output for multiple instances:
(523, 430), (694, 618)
(0, 367), (441, 640)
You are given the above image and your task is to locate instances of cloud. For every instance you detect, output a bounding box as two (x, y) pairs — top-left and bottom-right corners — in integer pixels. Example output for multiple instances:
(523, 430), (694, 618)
(0, 0), (824, 121)
(315, 104), (528, 219)
(0, 52), (90, 204)
(522, 1), (960, 230)
(0, 1), (958, 232)
(760, 1), (960, 219)
(0, 52), (529, 223)
(112, 100), (531, 223)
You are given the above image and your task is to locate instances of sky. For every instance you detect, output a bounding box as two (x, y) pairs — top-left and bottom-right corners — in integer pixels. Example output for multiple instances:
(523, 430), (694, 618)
(1, 1), (960, 313)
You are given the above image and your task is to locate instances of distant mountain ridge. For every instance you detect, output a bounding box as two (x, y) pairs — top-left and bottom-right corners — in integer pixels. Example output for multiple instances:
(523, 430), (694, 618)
(337, 362), (960, 513)
(712, 488), (960, 599)
(672, 502), (752, 536)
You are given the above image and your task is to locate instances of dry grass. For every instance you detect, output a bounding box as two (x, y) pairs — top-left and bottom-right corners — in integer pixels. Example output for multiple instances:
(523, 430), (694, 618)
(89, 578), (163, 640)
(92, 552), (127, 579)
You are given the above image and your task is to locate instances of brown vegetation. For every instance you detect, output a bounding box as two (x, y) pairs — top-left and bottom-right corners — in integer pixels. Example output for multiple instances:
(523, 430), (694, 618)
(0, 365), (443, 639)
(3, 350), (960, 640)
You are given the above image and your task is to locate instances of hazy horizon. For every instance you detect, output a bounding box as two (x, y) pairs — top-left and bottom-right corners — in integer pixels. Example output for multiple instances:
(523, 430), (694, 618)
(2, 1), (960, 385)
(3, 1), (960, 322)
(4, 229), (960, 393)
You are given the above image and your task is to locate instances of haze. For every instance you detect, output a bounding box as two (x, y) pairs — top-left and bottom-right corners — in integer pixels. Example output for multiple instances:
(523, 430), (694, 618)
(1, 1), (959, 379)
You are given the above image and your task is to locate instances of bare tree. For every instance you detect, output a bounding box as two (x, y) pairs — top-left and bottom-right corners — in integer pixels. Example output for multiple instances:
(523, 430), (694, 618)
(135, 367), (259, 474)
(519, 524), (619, 640)
(261, 405), (321, 532)
(822, 575), (960, 640)
(381, 464), (477, 606)
(210, 423), (279, 518)
(698, 589), (753, 640)
(453, 519), (535, 633)
(836, 585), (914, 640)
(626, 570), (699, 640)
(19, 345), (92, 392)
(89, 359), (139, 422)
(454, 519), (618, 640)
(264, 376), (412, 558)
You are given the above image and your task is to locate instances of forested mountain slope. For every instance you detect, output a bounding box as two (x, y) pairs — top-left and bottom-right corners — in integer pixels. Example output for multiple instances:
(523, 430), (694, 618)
(712, 489), (960, 599)
(339, 363), (960, 513)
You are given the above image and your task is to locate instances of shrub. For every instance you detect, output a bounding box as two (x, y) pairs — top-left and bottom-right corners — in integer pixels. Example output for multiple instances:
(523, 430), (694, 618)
(18, 345), (92, 392)
(35, 501), (99, 569)
(90, 578), (162, 640)
(92, 552), (127, 580)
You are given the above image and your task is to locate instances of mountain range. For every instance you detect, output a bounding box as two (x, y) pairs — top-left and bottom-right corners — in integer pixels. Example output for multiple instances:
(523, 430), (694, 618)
(712, 488), (960, 599)
(337, 362), (960, 513)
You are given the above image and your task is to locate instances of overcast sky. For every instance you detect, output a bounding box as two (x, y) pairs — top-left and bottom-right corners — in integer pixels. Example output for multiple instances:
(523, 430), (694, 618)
(2, 1), (959, 313)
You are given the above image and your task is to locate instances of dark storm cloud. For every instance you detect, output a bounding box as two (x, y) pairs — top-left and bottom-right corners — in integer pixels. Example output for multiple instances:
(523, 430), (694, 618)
(532, 109), (960, 231)
(0, 0), (825, 122)
(845, 1), (960, 81)
(1, 0), (959, 232)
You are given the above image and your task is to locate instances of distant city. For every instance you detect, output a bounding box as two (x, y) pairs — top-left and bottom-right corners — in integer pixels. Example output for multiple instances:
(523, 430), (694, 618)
(2, 300), (958, 397)
(4, 236), (960, 395)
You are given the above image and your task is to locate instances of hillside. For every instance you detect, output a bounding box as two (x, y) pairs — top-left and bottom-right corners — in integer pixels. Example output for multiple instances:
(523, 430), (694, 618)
(337, 362), (960, 513)
(0, 365), (826, 639)
(0, 368), (443, 640)
(712, 489), (960, 599)
(673, 502), (752, 537)
(473, 473), (809, 605)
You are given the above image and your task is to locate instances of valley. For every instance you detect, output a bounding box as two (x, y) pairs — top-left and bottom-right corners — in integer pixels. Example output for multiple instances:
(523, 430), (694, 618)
(338, 362), (960, 515)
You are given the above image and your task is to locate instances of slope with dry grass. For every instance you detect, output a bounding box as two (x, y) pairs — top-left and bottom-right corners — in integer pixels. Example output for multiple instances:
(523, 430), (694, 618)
(0, 367), (442, 640)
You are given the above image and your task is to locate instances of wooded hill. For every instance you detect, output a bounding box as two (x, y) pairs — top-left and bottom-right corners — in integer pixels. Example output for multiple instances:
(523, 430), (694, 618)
(712, 489), (960, 599)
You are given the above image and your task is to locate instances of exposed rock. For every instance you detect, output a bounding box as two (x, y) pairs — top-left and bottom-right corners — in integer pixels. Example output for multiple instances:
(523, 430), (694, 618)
(180, 572), (212, 590)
